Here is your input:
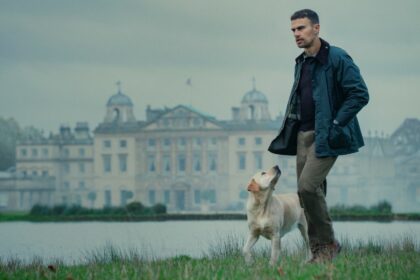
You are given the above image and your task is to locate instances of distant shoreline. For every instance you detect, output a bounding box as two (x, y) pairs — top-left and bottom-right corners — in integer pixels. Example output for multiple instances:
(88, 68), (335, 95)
(1, 212), (419, 222)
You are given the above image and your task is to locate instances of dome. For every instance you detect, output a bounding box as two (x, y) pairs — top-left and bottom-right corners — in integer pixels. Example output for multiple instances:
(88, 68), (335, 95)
(106, 91), (133, 107)
(242, 89), (268, 103)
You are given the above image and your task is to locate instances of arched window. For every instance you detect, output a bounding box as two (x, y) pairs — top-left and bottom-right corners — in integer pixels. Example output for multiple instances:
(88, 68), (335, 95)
(248, 105), (255, 120)
(112, 108), (120, 122)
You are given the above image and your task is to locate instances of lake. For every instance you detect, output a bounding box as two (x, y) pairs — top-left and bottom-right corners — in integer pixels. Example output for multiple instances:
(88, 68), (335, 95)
(0, 221), (419, 264)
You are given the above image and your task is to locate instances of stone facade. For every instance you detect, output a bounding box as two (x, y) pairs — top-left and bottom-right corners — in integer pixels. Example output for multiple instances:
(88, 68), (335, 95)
(0, 86), (419, 213)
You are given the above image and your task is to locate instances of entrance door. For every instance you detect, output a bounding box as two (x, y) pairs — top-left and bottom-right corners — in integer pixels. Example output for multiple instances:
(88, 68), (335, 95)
(175, 190), (185, 210)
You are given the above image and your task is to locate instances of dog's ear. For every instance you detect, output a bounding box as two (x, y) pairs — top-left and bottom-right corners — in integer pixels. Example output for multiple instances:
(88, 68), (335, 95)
(247, 179), (260, 192)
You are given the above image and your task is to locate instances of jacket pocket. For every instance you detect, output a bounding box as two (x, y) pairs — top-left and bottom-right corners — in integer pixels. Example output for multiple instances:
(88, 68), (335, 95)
(328, 123), (351, 149)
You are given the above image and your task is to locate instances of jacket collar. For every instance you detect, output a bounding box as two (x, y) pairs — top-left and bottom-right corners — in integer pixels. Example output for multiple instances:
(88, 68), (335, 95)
(295, 38), (330, 65)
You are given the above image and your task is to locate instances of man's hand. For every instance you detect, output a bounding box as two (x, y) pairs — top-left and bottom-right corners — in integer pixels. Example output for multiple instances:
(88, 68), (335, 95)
(328, 121), (351, 149)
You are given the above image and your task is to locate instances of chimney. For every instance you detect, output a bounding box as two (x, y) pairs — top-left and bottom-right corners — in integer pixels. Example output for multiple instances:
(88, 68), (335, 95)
(59, 125), (71, 138)
(75, 122), (90, 139)
(231, 107), (240, 121)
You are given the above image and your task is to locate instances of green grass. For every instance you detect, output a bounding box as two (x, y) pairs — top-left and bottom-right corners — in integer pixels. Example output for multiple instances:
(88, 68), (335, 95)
(1, 212), (420, 222)
(1, 235), (419, 279)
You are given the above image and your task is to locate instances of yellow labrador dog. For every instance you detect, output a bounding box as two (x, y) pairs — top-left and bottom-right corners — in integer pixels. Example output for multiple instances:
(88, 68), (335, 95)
(243, 165), (310, 266)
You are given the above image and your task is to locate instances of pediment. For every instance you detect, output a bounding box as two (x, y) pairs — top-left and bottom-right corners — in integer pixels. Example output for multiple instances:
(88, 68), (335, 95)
(143, 105), (223, 131)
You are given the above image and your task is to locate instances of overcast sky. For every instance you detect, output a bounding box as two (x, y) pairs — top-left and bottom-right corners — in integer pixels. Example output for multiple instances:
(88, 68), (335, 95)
(1, 0), (419, 136)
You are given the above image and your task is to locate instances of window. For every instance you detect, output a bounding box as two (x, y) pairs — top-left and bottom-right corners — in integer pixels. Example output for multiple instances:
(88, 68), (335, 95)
(42, 148), (49, 157)
(163, 138), (171, 148)
(63, 163), (70, 174)
(193, 154), (201, 172)
(210, 138), (217, 146)
(149, 190), (156, 205)
(162, 155), (171, 173)
(193, 138), (202, 149)
(103, 155), (111, 173)
(42, 170), (48, 177)
(254, 152), (263, 170)
(75, 195), (82, 206)
(209, 190), (216, 203)
(194, 190), (201, 204)
(162, 119), (170, 127)
(32, 170), (38, 176)
(203, 189), (216, 203)
(103, 140), (111, 148)
(238, 153), (246, 170)
(177, 154), (186, 172)
(79, 148), (85, 156)
(79, 181), (85, 189)
(62, 148), (69, 157)
(178, 137), (187, 149)
(148, 138), (156, 148)
(255, 137), (262, 145)
(120, 140), (127, 148)
(164, 190), (170, 204)
(238, 137), (246, 146)
(19, 192), (24, 207)
(119, 154), (127, 172)
(148, 155), (156, 172)
(120, 190), (133, 206)
(63, 181), (70, 189)
(32, 148), (38, 157)
(105, 190), (112, 207)
(79, 163), (85, 173)
(21, 149), (27, 157)
(193, 118), (202, 127)
(208, 153), (217, 172)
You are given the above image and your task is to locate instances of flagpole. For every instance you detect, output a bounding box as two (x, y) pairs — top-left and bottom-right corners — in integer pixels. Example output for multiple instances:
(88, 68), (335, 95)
(186, 78), (192, 107)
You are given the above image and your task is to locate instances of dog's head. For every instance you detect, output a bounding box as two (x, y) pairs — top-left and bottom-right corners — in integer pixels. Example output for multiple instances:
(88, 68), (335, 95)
(247, 165), (281, 192)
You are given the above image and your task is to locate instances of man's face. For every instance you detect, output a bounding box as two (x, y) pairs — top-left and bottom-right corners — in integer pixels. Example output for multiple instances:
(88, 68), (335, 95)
(291, 17), (320, 49)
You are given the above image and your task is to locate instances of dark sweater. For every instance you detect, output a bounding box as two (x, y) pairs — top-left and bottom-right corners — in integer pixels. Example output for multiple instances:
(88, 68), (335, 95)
(297, 55), (316, 131)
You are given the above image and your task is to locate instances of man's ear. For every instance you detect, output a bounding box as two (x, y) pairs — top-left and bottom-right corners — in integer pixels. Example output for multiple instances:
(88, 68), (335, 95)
(314, 23), (320, 35)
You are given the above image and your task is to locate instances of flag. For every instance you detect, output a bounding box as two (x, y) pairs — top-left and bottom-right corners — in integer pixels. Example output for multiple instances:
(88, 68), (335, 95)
(186, 78), (192, 86)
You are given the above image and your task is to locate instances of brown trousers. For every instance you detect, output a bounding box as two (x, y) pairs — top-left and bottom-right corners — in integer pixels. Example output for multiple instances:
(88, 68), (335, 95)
(296, 130), (337, 249)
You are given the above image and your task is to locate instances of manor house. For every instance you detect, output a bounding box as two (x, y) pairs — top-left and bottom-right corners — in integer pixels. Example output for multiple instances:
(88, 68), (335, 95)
(1, 85), (419, 213)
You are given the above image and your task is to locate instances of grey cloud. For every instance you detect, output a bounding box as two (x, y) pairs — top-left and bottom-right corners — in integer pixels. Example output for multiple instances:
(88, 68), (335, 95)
(0, 0), (419, 134)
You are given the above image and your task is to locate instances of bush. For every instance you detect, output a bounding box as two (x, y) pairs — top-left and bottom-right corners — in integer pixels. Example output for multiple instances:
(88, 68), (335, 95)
(152, 203), (167, 214)
(51, 205), (66, 215)
(27, 201), (168, 217)
(330, 200), (393, 215)
(63, 205), (87, 215)
(126, 202), (145, 214)
(30, 205), (51, 216)
(371, 200), (392, 213)
(102, 207), (126, 215)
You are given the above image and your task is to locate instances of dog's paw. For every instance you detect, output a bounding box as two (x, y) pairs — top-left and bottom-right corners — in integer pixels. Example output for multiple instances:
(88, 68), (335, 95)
(277, 266), (285, 276)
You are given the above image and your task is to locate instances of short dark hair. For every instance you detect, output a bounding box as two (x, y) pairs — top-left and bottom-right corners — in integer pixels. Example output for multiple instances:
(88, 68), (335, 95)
(290, 9), (319, 24)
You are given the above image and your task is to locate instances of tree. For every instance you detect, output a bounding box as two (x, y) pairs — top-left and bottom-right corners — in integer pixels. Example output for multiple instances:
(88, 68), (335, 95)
(0, 117), (20, 170)
(0, 116), (45, 171)
(19, 126), (44, 141)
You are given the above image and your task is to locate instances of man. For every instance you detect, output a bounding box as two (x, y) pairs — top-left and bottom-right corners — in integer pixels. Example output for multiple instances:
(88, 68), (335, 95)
(268, 9), (369, 263)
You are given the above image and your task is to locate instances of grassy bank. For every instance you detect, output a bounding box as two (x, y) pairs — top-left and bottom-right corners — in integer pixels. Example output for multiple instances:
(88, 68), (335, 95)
(1, 236), (419, 279)
(1, 212), (420, 222)
(2, 200), (419, 222)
